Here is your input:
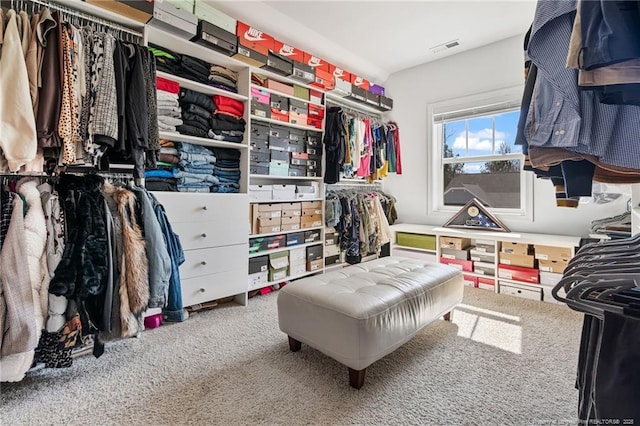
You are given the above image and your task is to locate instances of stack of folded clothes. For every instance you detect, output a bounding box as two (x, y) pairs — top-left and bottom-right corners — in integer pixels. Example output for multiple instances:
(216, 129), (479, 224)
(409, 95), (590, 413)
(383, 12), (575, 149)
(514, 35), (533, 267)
(209, 65), (238, 93)
(176, 142), (218, 193)
(210, 95), (246, 143)
(149, 44), (211, 85)
(177, 88), (216, 138)
(145, 139), (180, 192)
(212, 148), (241, 193)
(157, 77), (183, 133)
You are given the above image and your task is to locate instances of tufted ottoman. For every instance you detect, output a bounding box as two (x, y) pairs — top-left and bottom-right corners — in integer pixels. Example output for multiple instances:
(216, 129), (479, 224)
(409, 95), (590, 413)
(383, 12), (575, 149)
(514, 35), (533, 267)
(277, 257), (464, 389)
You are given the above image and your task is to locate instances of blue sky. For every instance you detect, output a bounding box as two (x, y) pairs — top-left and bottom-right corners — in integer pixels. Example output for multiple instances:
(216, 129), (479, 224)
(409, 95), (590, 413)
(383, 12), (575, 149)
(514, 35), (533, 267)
(444, 110), (521, 158)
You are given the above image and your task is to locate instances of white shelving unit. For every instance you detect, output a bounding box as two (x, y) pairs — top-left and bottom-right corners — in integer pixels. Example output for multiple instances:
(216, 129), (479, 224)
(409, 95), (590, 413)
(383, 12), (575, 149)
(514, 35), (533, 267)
(157, 71), (248, 101)
(250, 115), (322, 132)
(391, 223), (581, 304)
(159, 131), (249, 150)
(251, 84), (323, 107)
(249, 241), (323, 259)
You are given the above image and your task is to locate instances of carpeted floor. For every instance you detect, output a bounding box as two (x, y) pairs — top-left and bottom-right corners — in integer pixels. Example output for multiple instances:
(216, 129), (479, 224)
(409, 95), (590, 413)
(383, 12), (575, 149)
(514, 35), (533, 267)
(1, 287), (583, 426)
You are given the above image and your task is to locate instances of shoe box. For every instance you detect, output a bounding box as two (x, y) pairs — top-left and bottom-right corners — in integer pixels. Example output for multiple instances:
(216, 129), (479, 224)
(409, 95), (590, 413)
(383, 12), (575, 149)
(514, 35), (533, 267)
(270, 94), (290, 123)
(498, 264), (539, 284)
(441, 248), (470, 261)
(439, 257), (473, 272)
(440, 237), (471, 250)
(289, 99), (309, 126)
(234, 22), (272, 67)
(250, 88), (271, 119)
(119, 0), (197, 39)
(191, 19), (238, 56)
(263, 52), (293, 77)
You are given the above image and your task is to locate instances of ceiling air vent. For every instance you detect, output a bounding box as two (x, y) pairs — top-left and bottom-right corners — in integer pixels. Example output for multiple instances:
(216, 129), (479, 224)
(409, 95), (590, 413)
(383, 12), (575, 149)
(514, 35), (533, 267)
(430, 39), (461, 54)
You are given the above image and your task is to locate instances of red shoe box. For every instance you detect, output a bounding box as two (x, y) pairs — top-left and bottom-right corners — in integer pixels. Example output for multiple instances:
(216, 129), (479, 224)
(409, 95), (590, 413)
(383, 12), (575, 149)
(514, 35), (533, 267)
(311, 68), (335, 90)
(328, 64), (351, 82)
(308, 104), (325, 118)
(478, 277), (495, 291)
(272, 40), (304, 62)
(351, 75), (370, 90)
(498, 264), (539, 284)
(270, 109), (289, 123)
(303, 52), (330, 73)
(237, 21), (274, 55)
(439, 257), (473, 272)
(463, 274), (478, 288)
(307, 117), (323, 129)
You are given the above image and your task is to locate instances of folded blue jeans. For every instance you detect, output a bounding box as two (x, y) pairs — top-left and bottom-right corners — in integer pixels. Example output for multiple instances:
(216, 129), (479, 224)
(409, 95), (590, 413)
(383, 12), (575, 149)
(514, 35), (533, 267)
(180, 151), (216, 164)
(177, 142), (215, 155)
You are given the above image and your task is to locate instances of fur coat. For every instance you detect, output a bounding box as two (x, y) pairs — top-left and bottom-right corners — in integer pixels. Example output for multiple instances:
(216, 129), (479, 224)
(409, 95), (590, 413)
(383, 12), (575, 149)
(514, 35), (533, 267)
(103, 183), (149, 338)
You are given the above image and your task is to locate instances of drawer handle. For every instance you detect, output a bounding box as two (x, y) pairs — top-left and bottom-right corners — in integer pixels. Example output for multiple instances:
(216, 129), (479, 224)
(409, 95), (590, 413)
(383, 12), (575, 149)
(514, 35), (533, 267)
(201, 261), (207, 266)
(199, 288), (206, 293)
(201, 233), (207, 238)
(202, 206), (208, 210)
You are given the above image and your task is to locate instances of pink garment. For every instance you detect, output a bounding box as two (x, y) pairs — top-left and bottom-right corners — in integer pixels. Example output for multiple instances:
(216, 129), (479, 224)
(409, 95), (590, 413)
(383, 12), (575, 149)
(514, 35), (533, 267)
(357, 119), (372, 177)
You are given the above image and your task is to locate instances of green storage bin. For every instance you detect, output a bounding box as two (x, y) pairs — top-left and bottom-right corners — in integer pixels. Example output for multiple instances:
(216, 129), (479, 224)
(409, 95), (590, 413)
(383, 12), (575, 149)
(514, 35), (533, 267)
(396, 232), (436, 251)
(294, 85), (310, 101)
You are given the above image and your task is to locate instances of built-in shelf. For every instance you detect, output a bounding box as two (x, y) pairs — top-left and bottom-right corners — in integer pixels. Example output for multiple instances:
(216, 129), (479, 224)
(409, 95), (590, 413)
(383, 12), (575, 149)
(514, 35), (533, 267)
(66, 0), (146, 30)
(250, 115), (323, 132)
(496, 278), (542, 289)
(147, 26), (246, 72)
(392, 244), (436, 254)
(325, 93), (386, 116)
(250, 84), (323, 107)
(251, 67), (324, 92)
(157, 71), (248, 101)
(250, 226), (323, 239)
(249, 241), (323, 258)
(249, 198), (323, 204)
(250, 174), (323, 181)
(158, 131), (249, 150)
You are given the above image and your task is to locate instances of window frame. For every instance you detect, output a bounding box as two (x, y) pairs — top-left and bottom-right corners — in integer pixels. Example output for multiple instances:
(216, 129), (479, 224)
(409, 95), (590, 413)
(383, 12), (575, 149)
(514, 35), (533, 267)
(427, 86), (534, 221)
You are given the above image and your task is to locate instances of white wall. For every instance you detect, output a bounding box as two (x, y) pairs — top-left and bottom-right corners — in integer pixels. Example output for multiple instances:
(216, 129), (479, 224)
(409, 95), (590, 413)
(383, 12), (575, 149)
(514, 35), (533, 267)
(383, 35), (628, 237)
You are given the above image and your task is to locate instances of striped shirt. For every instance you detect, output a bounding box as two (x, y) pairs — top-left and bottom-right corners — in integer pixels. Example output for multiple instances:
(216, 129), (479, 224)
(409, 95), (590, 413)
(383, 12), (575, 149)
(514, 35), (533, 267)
(527, 0), (640, 170)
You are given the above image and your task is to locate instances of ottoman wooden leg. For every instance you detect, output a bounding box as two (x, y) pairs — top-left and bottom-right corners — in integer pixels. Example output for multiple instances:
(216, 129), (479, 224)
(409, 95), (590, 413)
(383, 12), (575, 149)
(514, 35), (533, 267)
(288, 336), (302, 352)
(443, 312), (452, 321)
(349, 368), (366, 389)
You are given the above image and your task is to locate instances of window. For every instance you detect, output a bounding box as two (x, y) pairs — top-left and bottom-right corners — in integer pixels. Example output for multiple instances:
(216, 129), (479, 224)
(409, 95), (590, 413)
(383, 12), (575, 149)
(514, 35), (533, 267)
(428, 88), (532, 218)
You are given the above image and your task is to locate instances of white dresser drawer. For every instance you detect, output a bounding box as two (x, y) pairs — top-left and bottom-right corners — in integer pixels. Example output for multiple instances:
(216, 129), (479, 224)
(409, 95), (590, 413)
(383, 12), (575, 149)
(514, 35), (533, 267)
(152, 192), (249, 224)
(180, 244), (246, 279)
(181, 268), (247, 307)
(173, 220), (248, 250)
(498, 281), (542, 301)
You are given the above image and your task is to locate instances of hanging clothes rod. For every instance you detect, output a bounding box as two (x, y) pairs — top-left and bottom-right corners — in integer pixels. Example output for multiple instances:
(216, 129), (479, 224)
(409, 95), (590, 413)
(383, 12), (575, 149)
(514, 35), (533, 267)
(12, 0), (144, 38)
(326, 97), (384, 120)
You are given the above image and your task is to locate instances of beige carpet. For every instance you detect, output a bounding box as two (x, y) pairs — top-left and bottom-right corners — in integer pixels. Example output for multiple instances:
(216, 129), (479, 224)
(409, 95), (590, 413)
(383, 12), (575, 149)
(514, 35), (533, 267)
(1, 287), (583, 426)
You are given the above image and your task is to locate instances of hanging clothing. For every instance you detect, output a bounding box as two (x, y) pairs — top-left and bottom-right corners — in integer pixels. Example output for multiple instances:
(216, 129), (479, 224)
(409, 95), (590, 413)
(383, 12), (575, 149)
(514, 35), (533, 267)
(0, 9), (38, 171)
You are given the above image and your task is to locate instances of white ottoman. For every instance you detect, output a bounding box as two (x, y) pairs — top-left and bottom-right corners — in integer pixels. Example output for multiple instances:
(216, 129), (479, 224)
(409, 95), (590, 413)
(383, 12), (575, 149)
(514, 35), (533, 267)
(277, 257), (464, 388)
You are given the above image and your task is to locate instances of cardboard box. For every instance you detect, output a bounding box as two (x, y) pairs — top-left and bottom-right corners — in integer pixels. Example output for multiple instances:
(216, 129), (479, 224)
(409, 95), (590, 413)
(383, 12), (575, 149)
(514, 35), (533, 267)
(303, 52), (330, 73)
(263, 52), (293, 76)
(474, 261), (495, 276)
(294, 85), (310, 101)
(472, 244), (496, 254)
(325, 254), (341, 266)
(302, 201), (322, 210)
(87, 1), (152, 23)
(290, 61), (315, 84)
(272, 185), (296, 200)
(307, 117), (323, 130)
(307, 258), (324, 272)
(308, 104), (325, 118)
(304, 229), (321, 243)
(191, 20), (238, 56)
(441, 248), (470, 261)
(258, 217), (281, 234)
(331, 78), (352, 97)
(289, 111), (308, 126)
(250, 150), (270, 163)
(281, 223), (301, 232)
(302, 207), (323, 216)
(251, 100), (271, 119)
(270, 109), (289, 123)
(281, 202), (302, 215)
(369, 84), (385, 96)
(257, 203), (282, 213)
(236, 21), (274, 55)
(289, 246), (306, 262)
(234, 45), (268, 67)
(351, 75), (370, 90)
(286, 141), (305, 153)
(325, 244), (340, 257)
(378, 95), (393, 111)
(265, 79), (295, 96)
(306, 245), (323, 262)
(463, 274), (478, 288)
(194, 2), (237, 33)
(270, 150), (290, 162)
(498, 264), (539, 284)
(469, 249), (494, 263)
(499, 252), (536, 269)
(121, 0), (198, 39)
(289, 166), (306, 178)
(269, 160), (289, 176)
(281, 215), (301, 226)
(478, 277), (495, 291)
(249, 237), (268, 254)
(311, 68), (335, 90)
(310, 89), (323, 105)
(296, 183), (319, 200)
(249, 185), (272, 201)
(250, 164), (269, 175)
(439, 257), (473, 272)
(266, 235), (286, 250)
(365, 91), (380, 106)
(538, 259), (568, 274)
(301, 215), (323, 229)
(534, 245), (573, 262)
(287, 232), (305, 247)
(270, 94), (289, 113)
(440, 237), (471, 250)
(270, 125), (290, 139)
(251, 122), (270, 140)
(248, 271), (268, 290)
(328, 64), (351, 82)
(501, 242), (530, 256)
(249, 255), (269, 274)
(348, 85), (368, 103)
(290, 263), (307, 276)
(540, 271), (563, 287)
(272, 40), (304, 62)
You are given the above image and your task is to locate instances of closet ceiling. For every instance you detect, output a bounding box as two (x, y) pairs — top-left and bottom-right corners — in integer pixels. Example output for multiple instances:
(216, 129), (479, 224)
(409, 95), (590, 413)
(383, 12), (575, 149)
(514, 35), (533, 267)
(213, 0), (537, 83)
